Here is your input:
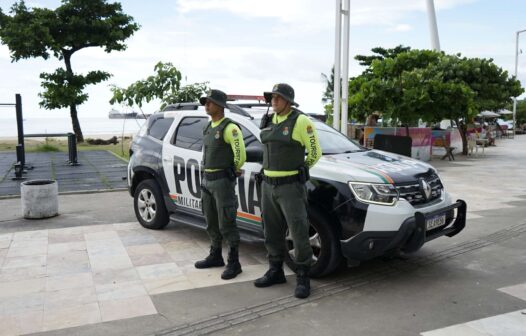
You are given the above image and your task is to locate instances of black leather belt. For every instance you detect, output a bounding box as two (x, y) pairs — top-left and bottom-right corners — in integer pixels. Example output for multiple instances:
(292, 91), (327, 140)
(262, 174), (301, 186)
(204, 170), (230, 181)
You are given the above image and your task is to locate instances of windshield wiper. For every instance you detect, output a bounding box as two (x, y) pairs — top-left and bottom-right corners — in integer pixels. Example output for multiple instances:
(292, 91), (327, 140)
(323, 150), (365, 155)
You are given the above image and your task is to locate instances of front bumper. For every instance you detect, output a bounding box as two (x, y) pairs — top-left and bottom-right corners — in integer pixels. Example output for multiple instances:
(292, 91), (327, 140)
(340, 199), (466, 262)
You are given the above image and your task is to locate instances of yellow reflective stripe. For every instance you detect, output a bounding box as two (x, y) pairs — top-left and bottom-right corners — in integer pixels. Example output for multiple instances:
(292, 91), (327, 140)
(263, 169), (299, 177)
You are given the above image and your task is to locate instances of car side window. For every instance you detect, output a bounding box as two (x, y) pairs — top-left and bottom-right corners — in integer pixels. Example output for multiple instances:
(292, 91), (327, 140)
(238, 124), (262, 150)
(148, 117), (174, 141)
(173, 117), (209, 151)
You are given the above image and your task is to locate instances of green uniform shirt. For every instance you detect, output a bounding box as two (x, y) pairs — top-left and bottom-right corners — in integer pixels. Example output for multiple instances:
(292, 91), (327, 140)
(264, 110), (322, 177)
(204, 117), (246, 172)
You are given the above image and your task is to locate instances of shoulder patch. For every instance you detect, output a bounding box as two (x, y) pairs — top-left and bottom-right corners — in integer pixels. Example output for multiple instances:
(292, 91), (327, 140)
(232, 128), (239, 138)
(307, 125), (314, 135)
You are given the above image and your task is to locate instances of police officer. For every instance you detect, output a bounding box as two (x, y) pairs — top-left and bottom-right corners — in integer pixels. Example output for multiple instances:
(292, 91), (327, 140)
(254, 83), (322, 299)
(195, 89), (246, 280)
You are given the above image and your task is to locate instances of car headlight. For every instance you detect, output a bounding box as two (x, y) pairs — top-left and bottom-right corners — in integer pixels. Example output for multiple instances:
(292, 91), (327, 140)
(348, 182), (399, 206)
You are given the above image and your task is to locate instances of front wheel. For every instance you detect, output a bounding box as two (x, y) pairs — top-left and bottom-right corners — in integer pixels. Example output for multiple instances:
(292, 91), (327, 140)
(133, 179), (169, 230)
(284, 208), (342, 278)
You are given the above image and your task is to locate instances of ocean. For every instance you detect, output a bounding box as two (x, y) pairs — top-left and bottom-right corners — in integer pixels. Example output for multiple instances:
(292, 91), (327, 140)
(0, 116), (145, 138)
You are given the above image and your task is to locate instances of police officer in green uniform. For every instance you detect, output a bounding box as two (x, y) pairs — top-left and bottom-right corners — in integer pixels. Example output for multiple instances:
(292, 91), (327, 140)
(194, 89), (247, 280)
(254, 83), (322, 299)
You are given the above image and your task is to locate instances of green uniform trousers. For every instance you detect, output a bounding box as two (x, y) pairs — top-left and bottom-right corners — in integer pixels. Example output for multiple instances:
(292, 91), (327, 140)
(201, 177), (240, 248)
(261, 180), (313, 266)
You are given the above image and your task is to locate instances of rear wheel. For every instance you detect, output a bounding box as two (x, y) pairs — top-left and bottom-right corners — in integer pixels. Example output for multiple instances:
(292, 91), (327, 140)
(133, 179), (169, 230)
(284, 208), (342, 278)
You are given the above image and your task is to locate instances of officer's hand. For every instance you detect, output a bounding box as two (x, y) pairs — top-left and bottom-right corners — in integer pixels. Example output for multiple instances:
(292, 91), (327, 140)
(235, 170), (242, 177)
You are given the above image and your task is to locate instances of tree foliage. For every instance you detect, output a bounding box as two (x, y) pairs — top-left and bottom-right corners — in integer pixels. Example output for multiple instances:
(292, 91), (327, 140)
(348, 48), (523, 154)
(110, 61), (209, 111)
(0, 0), (139, 142)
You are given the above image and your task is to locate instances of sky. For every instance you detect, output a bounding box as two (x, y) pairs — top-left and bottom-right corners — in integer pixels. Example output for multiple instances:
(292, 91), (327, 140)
(1, 0), (526, 120)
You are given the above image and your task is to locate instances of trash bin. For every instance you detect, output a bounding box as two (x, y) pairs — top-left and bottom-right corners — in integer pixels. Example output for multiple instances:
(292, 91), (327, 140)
(21, 179), (58, 219)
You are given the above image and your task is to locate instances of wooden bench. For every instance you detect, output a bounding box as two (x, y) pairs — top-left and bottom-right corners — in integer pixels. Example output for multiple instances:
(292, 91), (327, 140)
(434, 136), (455, 161)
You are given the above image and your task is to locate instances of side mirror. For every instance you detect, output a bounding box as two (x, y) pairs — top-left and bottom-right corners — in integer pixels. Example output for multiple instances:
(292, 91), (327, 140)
(246, 147), (263, 162)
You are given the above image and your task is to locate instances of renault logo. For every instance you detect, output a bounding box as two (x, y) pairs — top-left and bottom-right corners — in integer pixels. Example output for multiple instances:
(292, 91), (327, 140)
(419, 178), (432, 200)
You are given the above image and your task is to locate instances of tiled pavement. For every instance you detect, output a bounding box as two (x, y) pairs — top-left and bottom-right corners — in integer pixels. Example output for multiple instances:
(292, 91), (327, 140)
(0, 222), (274, 335)
(0, 137), (525, 335)
(422, 282), (526, 336)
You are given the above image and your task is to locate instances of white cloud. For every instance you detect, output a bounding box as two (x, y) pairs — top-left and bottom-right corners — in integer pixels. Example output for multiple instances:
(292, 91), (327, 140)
(392, 24), (412, 32)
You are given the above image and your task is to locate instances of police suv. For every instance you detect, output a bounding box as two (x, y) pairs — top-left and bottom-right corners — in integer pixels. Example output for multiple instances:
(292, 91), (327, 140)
(128, 98), (466, 277)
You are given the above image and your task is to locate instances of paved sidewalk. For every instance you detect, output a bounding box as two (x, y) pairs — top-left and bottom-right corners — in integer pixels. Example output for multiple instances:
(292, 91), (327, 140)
(0, 135), (524, 336)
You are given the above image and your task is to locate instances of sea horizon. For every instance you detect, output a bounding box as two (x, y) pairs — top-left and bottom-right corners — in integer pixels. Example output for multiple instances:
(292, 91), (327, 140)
(0, 116), (145, 138)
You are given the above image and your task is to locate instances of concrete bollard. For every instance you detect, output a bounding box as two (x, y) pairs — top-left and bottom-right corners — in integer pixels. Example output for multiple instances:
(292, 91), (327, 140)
(21, 180), (59, 219)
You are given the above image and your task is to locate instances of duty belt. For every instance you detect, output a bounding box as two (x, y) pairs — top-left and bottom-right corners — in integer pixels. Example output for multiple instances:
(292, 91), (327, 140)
(204, 170), (231, 181)
(262, 174), (301, 186)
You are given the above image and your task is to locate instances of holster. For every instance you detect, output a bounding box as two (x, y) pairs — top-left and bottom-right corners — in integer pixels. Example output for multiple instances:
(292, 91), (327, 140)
(255, 169), (263, 186)
(298, 166), (310, 184)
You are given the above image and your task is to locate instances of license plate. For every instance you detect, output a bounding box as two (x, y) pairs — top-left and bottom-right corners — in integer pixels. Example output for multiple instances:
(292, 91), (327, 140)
(426, 214), (446, 231)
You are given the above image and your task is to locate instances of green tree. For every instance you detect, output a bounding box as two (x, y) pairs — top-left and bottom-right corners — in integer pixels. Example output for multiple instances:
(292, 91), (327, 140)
(354, 45), (411, 68)
(0, 0), (139, 142)
(514, 99), (526, 125)
(348, 49), (522, 154)
(110, 61), (209, 111)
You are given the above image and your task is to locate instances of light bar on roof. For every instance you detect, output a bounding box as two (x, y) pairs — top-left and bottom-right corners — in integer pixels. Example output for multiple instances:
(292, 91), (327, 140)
(227, 94), (265, 101)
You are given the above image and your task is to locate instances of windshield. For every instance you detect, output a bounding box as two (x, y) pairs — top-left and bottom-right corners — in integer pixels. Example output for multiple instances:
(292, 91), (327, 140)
(251, 118), (364, 155)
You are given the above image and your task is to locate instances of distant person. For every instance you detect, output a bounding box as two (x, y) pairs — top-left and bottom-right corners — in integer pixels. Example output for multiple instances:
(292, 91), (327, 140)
(366, 112), (380, 127)
(481, 125), (495, 146)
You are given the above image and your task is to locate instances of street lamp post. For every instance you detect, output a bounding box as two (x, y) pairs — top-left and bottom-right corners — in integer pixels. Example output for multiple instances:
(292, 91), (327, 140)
(513, 29), (526, 139)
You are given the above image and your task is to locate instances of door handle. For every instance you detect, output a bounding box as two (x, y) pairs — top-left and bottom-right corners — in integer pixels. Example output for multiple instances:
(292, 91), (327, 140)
(163, 157), (173, 162)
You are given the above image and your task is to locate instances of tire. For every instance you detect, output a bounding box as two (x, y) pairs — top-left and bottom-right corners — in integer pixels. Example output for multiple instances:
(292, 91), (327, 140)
(284, 208), (342, 278)
(133, 179), (170, 230)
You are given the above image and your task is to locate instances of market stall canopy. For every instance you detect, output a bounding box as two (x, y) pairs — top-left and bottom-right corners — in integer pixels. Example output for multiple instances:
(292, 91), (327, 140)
(497, 109), (513, 115)
(478, 111), (500, 118)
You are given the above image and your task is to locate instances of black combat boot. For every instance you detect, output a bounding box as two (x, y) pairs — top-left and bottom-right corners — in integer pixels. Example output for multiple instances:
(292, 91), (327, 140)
(221, 247), (242, 280)
(294, 266), (310, 299)
(254, 261), (287, 287)
(194, 246), (225, 269)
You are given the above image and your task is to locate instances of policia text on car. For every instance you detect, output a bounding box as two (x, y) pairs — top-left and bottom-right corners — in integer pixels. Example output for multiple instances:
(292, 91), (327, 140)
(254, 83), (322, 299)
(194, 89), (247, 280)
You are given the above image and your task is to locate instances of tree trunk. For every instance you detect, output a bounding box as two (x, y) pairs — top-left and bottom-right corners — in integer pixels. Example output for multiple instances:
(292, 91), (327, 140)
(63, 53), (84, 142)
(70, 104), (84, 142)
(454, 118), (468, 155)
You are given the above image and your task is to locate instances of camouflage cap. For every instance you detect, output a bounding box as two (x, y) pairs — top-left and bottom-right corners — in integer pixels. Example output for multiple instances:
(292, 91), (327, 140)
(263, 83), (299, 107)
(199, 89), (228, 109)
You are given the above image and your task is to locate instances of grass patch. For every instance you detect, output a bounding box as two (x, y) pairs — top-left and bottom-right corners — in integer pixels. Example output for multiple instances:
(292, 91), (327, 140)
(0, 137), (132, 161)
(35, 143), (60, 152)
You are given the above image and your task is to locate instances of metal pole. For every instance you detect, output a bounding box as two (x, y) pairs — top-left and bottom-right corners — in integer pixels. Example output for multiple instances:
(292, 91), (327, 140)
(15, 94), (24, 146)
(15, 93), (26, 165)
(426, 0), (441, 51)
(333, 0), (342, 130)
(513, 29), (526, 139)
(340, 0), (350, 135)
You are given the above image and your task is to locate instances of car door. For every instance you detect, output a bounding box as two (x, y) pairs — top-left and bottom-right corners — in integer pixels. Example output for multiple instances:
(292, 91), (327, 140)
(162, 113), (264, 233)
(163, 115), (208, 214)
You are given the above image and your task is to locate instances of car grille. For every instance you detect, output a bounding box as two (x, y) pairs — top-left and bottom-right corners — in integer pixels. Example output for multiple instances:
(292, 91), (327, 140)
(395, 175), (443, 206)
